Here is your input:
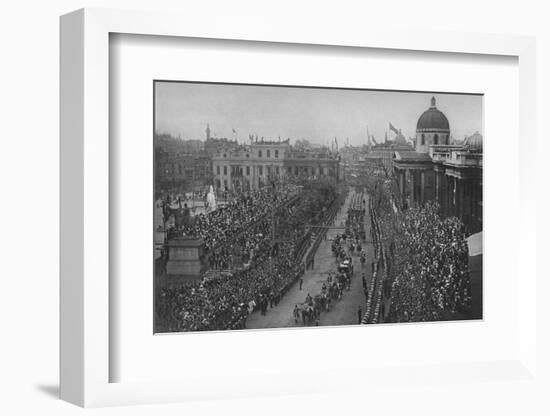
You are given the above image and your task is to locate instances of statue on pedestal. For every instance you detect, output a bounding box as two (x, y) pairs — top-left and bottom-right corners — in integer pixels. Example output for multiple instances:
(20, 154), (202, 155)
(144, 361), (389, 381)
(205, 185), (217, 213)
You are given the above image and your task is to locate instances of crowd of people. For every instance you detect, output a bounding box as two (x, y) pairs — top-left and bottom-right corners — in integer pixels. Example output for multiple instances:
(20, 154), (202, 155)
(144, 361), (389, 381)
(156, 180), (339, 332)
(361, 195), (388, 324)
(156, 240), (304, 331)
(165, 185), (298, 251)
(383, 201), (471, 322)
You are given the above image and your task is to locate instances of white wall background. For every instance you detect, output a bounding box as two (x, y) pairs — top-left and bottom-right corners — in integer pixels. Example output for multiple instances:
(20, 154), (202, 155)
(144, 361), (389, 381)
(0, 0), (548, 415)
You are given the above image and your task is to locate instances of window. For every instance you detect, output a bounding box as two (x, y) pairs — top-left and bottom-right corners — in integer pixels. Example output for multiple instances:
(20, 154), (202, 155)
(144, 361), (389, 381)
(259, 166), (263, 175)
(267, 149), (271, 158)
(267, 166), (271, 175)
(421, 134), (425, 145)
(223, 166), (227, 175)
(216, 165), (220, 175)
(275, 149), (279, 158)
(223, 153), (226, 158)
(178, 164), (182, 174)
(434, 134), (439, 145)
(246, 166), (250, 176)
(258, 150), (262, 158)
(246, 153), (250, 158)
(276, 166), (279, 175)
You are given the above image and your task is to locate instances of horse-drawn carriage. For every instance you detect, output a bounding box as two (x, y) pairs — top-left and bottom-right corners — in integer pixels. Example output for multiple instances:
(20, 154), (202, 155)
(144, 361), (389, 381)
(295, 292), (328, 325)
(338, 258), (353, 275)
(296, 302), (317, 325)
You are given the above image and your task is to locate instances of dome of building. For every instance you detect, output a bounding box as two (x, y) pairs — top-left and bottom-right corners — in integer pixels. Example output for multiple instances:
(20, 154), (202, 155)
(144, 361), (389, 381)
(416, 97), (450, 133)
(464, 131), (483, 152)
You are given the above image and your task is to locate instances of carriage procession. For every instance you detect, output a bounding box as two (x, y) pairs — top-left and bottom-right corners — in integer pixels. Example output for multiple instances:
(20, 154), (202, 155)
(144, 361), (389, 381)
(293, 191), (369, 326)
(333, 191), (368, 267)
(293, 266), (353, 326)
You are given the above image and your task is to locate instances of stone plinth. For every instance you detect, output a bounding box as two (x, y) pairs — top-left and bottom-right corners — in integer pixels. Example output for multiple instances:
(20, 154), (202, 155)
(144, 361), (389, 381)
(164, 238), (205, 283)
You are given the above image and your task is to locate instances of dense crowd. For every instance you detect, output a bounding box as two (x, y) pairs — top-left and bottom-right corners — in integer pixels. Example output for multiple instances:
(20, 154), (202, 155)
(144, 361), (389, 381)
(156, 180), (339, 332)
(156, 240), (304, 331)
(166, 185), (298, 251)
(388, 201), (471, 322)
(161, 184), (303, 271)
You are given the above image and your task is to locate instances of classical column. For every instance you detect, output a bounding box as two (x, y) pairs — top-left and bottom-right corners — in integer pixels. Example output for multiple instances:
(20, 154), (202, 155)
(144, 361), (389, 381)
(449, 176), (454, 217)
(402, 170), (407, 208)
(443, 175), (448, 215)
(465, 179), (472, 229)
(399, 171), (405, 201)
(420, 170), (426, 206)
(435, 171), (440, 204)
(463, 179), (468, 224)
(461, 178), (469, 228)
(450, 177), (454, 217)
(464, 179), (468, 223)
(444, 176), (449, 216)
(409, 170), (415, 207)
(454, 177), (459, 219)
(227, 166), (232, 191)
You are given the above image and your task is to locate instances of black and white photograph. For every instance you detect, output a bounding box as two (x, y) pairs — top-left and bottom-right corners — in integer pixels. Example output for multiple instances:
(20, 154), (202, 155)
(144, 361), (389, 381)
(4, 0), (548, 412)
(153, 81), (483, 333)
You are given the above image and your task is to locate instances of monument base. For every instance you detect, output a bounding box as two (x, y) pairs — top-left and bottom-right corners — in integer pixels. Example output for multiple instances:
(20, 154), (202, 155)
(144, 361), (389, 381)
(160, 237), (206, 287)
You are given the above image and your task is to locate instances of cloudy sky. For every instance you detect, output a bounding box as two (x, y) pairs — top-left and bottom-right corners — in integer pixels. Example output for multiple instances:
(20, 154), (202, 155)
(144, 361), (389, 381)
(155, 81), (483, 146)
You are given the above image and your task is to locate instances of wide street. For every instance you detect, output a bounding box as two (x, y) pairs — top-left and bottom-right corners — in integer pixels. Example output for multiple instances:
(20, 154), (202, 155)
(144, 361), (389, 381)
(246, 189), (376, 329)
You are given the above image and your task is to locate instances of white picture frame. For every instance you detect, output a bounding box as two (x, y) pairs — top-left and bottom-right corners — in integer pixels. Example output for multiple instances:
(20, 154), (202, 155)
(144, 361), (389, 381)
(60, 8), (538, 408)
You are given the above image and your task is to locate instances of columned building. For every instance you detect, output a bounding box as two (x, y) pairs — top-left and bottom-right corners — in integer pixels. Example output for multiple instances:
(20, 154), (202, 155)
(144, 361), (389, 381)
(212, 139), (291, 191)
(393, 97), (483, 234)
(283, 149), (340, 181)
(212, 138), (341, 192)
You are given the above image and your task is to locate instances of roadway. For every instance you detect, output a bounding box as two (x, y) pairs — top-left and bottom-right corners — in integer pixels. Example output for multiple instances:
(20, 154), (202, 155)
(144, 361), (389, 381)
(246, 189), (376, 329)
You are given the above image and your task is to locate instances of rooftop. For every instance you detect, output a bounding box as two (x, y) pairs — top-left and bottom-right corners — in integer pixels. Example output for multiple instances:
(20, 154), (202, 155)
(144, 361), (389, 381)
(394, 150), (433, 162)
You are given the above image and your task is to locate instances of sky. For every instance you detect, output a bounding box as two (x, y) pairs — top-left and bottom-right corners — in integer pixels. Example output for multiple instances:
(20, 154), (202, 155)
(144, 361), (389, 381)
(155, 81), (483, 146)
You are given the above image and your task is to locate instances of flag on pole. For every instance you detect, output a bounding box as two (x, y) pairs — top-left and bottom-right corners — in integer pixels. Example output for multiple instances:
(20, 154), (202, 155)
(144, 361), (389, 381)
(389, 122), (399, 135)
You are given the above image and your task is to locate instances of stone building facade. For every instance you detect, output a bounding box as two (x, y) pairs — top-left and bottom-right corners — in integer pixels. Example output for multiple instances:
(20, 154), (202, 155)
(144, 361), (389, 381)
(156, 152), (212, 190)
(283, 149), (340, 180)
(393, 97), (483, 234)
(212, 139), (341, 191)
